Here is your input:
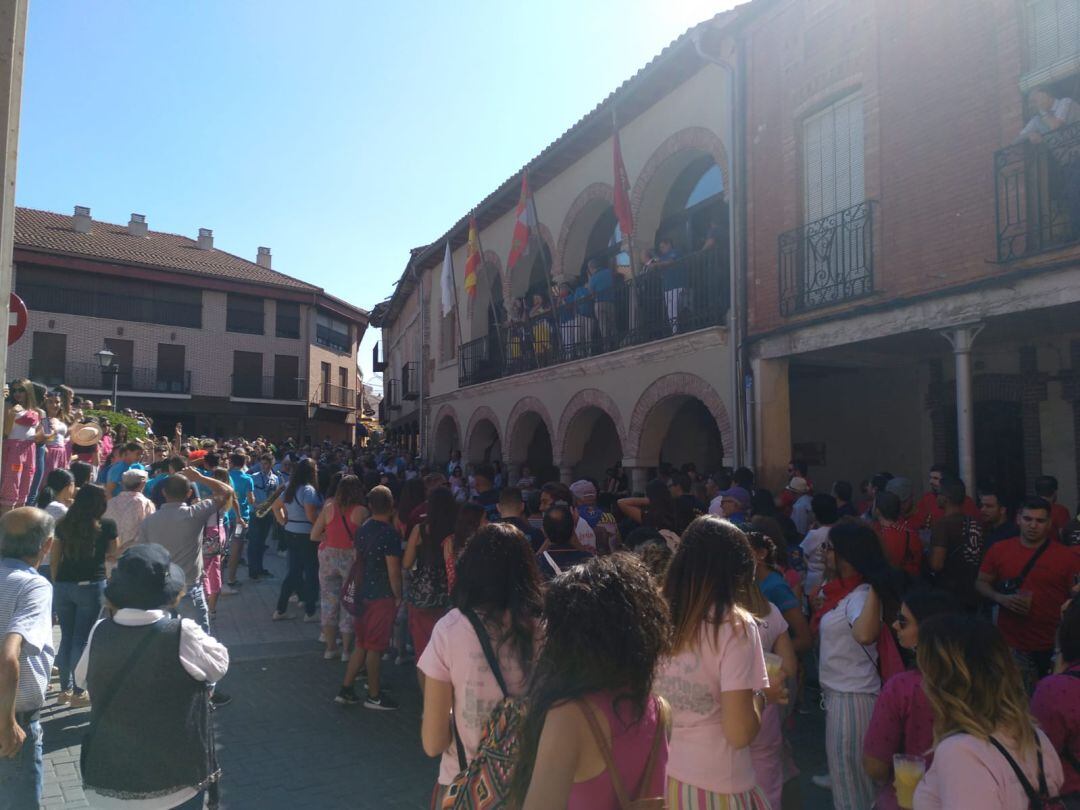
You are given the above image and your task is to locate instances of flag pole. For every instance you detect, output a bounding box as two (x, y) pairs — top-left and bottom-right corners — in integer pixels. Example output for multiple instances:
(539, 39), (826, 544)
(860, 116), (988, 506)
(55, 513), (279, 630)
(523, 167), (564, 359)
(470, 212), (506, 364)
(444, 241), (465, 363)
(613, 105), (638, 279)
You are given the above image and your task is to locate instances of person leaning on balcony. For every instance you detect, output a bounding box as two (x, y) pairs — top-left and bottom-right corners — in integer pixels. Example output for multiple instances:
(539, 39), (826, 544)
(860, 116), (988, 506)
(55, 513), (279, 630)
(556, 282), (576, 360)
(1018, 85), (1079, 144)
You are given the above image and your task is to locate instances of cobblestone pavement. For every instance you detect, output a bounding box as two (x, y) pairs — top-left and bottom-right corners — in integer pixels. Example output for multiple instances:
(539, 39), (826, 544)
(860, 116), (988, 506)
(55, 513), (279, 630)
(40, 549), (834, 809)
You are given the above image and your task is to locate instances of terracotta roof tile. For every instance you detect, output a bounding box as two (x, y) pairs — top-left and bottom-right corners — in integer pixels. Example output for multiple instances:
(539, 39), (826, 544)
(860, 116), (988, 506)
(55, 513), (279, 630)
(15, 207), (319, 292)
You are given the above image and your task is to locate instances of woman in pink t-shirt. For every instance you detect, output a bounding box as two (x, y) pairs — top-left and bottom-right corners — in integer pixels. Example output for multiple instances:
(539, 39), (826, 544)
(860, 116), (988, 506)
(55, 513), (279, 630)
(863, 588), (957, 810)
(510, 554), (671, 810)
(914, 614), (1064, 809)
(417, 522), (542, 806)
(655, 515), (778, 809)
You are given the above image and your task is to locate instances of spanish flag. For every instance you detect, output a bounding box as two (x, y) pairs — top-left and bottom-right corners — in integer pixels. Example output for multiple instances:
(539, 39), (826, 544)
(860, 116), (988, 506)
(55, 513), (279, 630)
(464, 216), (481, 299)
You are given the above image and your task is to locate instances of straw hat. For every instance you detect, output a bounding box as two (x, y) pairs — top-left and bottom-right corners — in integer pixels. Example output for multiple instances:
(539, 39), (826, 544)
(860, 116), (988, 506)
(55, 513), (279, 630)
(71, 422), (102, 447)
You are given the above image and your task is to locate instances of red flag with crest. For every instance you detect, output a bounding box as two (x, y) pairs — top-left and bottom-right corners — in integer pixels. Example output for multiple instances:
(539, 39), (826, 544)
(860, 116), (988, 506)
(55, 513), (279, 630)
(507, 172), (536, 273)
(613, 126), (634, 238)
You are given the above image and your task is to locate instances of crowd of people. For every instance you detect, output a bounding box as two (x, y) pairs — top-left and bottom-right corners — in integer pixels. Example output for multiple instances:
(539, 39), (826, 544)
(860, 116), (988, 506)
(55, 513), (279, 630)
(5, 379), (1080, 809)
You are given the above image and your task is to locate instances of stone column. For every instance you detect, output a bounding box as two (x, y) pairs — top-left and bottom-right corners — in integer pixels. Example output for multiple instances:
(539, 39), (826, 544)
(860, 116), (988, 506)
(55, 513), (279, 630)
(751, 356), (792, 493)
(939, 323), (984, 491)
(622, 463), (649, 495)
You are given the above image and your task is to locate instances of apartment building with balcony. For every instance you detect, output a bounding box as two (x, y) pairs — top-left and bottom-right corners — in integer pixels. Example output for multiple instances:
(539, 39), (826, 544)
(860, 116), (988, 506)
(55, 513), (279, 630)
(374, 13), (743, 489)
(740, 0), (1080, 507)
(10, 206), (368, 442)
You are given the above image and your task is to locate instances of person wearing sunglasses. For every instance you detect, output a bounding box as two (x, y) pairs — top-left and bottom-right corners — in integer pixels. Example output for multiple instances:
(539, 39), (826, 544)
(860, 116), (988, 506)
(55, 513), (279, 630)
(862, 588), (958, 809)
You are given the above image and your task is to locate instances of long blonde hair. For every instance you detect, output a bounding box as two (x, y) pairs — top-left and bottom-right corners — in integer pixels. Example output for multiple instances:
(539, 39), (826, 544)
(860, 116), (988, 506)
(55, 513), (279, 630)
(916, 614), (1036, 756)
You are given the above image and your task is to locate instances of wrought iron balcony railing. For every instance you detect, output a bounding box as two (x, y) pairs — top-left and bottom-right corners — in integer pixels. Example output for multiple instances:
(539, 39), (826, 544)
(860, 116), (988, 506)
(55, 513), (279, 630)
(313, 383), (356, 409)
(29, 360), (192, 394)
(995, 120), (1080, 261)
(457, 247), (729, 387)
(384, 378), (401, 410)
(402, 361), (420, 400)
(778, 201), (877, 317)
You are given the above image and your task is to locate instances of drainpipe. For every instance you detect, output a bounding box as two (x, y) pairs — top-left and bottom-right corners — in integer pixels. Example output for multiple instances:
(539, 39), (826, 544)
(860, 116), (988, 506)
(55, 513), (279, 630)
(410, 259), (426, 460)
(691, 29), (744, 467)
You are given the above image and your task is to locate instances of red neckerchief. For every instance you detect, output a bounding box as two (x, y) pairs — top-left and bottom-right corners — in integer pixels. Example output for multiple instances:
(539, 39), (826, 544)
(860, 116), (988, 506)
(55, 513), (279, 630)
(811, 574), (864, 634)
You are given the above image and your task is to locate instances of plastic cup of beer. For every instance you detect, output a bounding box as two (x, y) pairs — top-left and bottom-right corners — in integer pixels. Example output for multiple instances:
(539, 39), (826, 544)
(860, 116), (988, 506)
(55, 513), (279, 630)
(893, 754), (925, 809)
(763, 652), (784, 687)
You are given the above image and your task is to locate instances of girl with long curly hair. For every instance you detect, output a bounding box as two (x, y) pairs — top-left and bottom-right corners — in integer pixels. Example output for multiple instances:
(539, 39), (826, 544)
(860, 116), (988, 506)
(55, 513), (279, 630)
(418, 522), (542, 805)
(914, 614), (1064, 807)
(510, 553), (671, 809)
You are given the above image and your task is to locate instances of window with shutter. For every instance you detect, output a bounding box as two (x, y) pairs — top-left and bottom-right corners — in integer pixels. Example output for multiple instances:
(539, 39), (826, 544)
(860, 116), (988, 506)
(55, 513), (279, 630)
(1026, 0), (1080, 78)
(803, 93), (864, 224)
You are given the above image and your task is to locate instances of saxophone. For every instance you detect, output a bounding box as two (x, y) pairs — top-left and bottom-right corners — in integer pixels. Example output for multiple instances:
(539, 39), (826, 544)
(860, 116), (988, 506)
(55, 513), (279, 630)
(254, 484), (286, 519)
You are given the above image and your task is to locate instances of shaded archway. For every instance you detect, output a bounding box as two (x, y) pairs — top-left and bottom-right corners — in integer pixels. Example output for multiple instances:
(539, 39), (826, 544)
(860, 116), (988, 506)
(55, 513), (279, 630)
(557, 388), (626, 482)
(465, 405), (502, 464)
(631, 126), (729, 255)
(505, 397), (556, 484)
(507, 224), (557, 301)
(432, 404), (462, 467)
(627, 373), (732, 471)
(556, 183), (616, 284)
(469, 251), (506, 340)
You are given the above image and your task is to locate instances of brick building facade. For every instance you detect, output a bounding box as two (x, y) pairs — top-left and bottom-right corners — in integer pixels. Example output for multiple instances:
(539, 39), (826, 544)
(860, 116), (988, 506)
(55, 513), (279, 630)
(10, 207), (368, 443)
(741, 0), (1080, 510)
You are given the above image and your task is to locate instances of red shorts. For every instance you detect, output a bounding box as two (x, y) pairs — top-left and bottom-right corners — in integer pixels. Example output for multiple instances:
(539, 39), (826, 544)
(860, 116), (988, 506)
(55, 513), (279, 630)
(408, 605), (447, 659)
(354, 598), (397, 652)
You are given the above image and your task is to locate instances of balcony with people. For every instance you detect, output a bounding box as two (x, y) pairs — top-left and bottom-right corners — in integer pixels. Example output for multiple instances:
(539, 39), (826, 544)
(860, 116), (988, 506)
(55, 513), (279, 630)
(996, 79), (1080, 262)
(458, 153), (730, 388)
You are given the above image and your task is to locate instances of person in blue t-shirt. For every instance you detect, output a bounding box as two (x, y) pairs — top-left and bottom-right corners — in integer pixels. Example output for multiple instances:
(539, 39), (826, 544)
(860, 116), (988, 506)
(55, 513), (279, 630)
(105, 442), (146, 499)
(586, 259), (616, 348)
(223, 452), (256, 591)
(572, 282), (595, 353)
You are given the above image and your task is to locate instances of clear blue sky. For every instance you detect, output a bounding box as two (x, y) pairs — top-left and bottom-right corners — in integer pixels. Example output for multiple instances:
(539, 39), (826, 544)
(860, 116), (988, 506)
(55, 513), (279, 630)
(16, 0), (734, 387)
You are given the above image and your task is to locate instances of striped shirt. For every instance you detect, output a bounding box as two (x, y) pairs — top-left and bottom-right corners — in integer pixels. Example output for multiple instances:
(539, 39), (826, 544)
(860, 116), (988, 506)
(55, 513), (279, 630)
(0, 558), (55, 711)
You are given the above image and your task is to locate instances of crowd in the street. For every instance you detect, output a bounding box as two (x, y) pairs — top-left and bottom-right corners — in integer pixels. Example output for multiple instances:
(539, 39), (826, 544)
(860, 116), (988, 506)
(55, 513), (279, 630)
(5, 376), (1080, 808)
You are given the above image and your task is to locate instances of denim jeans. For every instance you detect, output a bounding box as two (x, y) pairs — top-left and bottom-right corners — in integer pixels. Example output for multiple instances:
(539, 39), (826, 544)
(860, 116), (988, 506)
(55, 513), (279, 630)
(53, 580), (105, 692)
(0, 713), (42, 809)
(246, 513), (272, 577)
(185, 581), (211, 635)
(26, 443), (46, 506)
(276, 531), (318, 615)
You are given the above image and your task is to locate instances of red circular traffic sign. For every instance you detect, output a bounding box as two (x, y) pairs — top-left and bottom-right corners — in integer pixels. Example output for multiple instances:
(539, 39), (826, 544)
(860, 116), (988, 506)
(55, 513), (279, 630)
(8, 292), (27, 346)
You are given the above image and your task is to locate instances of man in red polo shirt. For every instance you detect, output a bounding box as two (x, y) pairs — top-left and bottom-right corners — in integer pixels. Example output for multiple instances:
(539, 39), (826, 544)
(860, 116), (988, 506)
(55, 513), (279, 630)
(976, 497), (1080, 688)
(911, 464), (980, 531)
(1035, 475), (1072, 542)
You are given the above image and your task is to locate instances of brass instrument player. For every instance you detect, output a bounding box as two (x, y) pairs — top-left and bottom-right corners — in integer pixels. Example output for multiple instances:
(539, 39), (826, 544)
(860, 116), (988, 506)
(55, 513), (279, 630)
(246, 453), (281, 580)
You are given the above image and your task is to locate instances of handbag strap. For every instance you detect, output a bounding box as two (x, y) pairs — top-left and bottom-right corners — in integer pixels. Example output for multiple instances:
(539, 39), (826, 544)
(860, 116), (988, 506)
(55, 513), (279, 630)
(461, 608), (508, 697)
(637, 696), (670, 801)
(1016, 539), (1053, 588)
(337, 505), (354, 540)
(579, 699), (632, 810)
(988, 734), (1050, 804)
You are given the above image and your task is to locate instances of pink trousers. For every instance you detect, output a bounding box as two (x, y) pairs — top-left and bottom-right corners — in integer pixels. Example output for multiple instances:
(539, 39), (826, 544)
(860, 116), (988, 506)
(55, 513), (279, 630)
(1, 438), (36, 508)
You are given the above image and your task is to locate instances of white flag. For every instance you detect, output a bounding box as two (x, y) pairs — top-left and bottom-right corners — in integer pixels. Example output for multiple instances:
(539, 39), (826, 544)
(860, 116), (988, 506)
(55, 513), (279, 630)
(440, 241), (455, 317)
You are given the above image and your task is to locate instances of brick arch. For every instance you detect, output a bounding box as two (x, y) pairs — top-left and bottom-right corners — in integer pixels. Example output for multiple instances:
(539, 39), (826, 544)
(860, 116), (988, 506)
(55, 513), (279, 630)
(630, 126), (730, 238)
(555, 183), (615, 283)
(556, 388), (626, 462)
(431, 403), (462, 443)
(504, 224), (557, 304)
(465, 405), (501, 461)
(504, 396), (556, 465)
(626, 372), (732, 463)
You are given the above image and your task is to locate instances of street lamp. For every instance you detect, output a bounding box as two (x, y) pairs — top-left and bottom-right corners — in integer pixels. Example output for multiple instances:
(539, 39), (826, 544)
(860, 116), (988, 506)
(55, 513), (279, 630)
(95, 346), (119, 411)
